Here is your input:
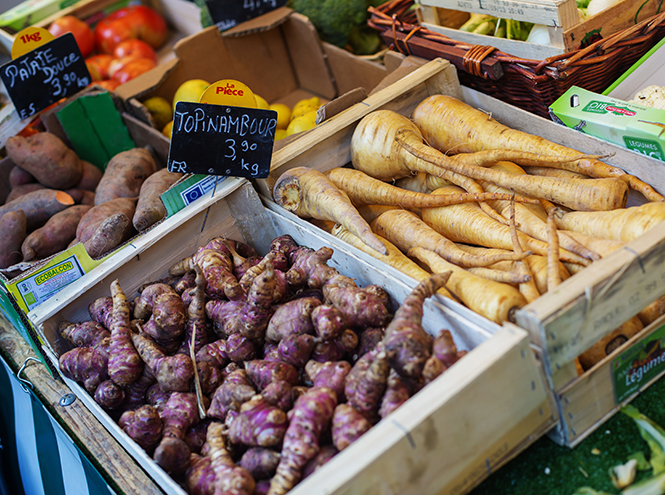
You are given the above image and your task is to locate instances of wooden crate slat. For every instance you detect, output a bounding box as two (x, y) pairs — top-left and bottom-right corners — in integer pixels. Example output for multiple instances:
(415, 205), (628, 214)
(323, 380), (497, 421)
(421, 0), (579, 27)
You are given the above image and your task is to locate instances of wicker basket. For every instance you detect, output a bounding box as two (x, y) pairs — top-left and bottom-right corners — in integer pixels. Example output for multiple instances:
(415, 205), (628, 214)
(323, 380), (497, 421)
(369, 0), (665, 118)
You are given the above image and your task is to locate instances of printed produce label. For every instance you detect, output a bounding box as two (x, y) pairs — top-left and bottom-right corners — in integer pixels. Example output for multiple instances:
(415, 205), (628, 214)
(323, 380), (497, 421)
(13, 255), (85, 311)
(161, 175), (224, 217)
(612, 323), (665, 403)
(623, 136), (665, 161)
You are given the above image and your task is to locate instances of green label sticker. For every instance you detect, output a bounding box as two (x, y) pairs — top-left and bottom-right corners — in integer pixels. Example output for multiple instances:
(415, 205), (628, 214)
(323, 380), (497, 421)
(623, 136), (665, 161)
(583, 101), (637, 116)
(14, 255), (85, 311)
(612, 323), (665, 404)
(161, 175), (224, 217)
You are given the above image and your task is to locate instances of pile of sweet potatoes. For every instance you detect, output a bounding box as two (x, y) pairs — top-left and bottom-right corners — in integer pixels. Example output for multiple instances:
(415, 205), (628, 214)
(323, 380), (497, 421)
(0, 131), (182, 269)
(57, 234), (466, 495)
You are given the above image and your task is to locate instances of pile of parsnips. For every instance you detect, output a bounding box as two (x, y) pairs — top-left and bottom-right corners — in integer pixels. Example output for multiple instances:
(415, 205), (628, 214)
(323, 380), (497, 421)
(273, 95), (665, 370)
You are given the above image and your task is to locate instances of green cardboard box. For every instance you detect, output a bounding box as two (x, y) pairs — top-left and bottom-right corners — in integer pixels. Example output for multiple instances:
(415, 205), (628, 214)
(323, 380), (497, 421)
(549, 86), (665, 162)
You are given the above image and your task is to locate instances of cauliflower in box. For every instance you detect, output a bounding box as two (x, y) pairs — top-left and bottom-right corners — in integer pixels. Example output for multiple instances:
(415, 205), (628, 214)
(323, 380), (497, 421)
(629, 85), (665, 110)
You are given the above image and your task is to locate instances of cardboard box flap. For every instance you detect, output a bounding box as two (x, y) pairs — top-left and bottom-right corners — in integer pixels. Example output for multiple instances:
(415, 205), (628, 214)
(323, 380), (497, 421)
(221, 6), (293, 38)
(282, 12), (336, 100)
(115, 57), (179, 101)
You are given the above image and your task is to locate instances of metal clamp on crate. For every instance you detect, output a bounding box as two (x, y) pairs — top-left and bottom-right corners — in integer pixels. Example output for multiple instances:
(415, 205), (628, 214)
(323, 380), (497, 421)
(16, 356), (41, 393)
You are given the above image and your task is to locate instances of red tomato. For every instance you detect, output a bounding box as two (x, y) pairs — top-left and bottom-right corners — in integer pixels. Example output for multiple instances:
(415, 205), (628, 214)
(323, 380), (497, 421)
(113, 39), (157, 62)
(94, 5), (167, 54)
(113, 57), (157, 84)
(85, 54), (113, 81)
(49, 15), (94, 57)
(94, 16), (135, 54)
(123, 5), (168, 49)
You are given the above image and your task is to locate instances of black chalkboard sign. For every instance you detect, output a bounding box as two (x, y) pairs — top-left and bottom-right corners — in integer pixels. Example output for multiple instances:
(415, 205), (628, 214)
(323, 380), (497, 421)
(0, 33), (91, 120)
(167, 101), (277, 179)
(204, 0), (287, 31)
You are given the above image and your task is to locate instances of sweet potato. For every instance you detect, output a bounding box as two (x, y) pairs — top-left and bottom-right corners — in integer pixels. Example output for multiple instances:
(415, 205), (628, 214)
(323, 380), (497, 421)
(95, 148), (157, 205)
(8, 165), (35, 187)
(76, 197), (136, 245)
(75, 161), (103, 191)
(0, 210), (26, 269)
(0, 189), (74, 231)
(83, 212), (131, 259)
(133, 168), (182, 231)
(21, 204), (92, 261)
(5, 183), (45, 203)
(5, 132), (83, 189)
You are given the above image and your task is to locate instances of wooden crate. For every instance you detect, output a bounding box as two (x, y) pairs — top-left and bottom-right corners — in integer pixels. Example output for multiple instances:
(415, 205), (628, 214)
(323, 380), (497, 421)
(256, 57), (665, 447)
(0, 0), (180, 60)
(417, 0), (664, 58)
(33, 180), (554, 495)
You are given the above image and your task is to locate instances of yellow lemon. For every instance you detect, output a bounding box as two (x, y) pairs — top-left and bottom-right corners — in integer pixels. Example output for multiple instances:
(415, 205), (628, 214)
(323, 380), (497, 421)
(285, 109), (317, 136)
(269, 103), (291, 130)
(143, 96), (172, 131)
(172, 79), (210, 108)
(162, 120), (173, 138)
(275, 129), (287, 140)
(254, 94), (270, 109)
(291, 96), (320, 120)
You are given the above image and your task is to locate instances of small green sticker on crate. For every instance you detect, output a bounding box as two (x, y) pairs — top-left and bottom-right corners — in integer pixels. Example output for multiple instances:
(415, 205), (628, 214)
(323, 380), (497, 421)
(612, 324), (665, 404)
(161, 175), (226, 217)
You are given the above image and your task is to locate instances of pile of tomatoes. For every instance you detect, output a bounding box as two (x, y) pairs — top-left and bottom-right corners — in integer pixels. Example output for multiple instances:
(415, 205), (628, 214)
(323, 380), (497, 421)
(48, 5), (168, 91)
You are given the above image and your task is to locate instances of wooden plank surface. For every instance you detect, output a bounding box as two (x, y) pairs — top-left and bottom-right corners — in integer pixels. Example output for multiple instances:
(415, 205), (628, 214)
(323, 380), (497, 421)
(421, 0), (579, 27)
(0, 313), (164, 495)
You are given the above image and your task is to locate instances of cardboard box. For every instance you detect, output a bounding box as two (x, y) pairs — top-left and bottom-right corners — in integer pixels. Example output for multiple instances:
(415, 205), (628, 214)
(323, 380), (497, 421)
(549, 86), (665, 162)
(417, 0), (664, 58)
(115, 8), (388, 124)
(256, 56), (665, 447)
(33, 180), (554, 495)
(0, 87), (245, 316)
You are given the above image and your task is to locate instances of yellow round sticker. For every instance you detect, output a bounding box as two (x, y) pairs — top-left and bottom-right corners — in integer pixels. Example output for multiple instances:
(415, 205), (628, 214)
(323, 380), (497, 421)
(199, 79), (257, 108)
(12, 27), (55, 59)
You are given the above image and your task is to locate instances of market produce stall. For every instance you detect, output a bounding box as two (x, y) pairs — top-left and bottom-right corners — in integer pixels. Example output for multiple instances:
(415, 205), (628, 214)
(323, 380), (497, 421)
(1, 0), (665, 494)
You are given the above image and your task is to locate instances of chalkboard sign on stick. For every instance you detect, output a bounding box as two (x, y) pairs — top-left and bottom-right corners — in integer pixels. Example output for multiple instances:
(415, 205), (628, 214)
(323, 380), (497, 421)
(167, 101), (277, 179)
(204, 0), (287, 31)
(1, 33), (91, 120)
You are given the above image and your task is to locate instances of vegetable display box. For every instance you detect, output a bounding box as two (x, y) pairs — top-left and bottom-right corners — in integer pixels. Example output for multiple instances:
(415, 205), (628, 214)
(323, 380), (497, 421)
(31, 180), (554, 495)
(0, 0), (169, 56)
(0, 87), (245, 319)
(416, 0), (664, 58)
(255, 56), (665, 448)
(368, 0), (665, 119)
(114, 7), (389, 130)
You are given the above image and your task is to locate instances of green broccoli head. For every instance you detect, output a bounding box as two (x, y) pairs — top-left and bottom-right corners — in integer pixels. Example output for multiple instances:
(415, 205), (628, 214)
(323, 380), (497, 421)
(288, 0), (372, 48)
